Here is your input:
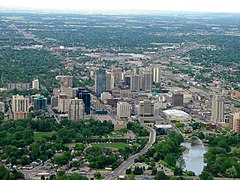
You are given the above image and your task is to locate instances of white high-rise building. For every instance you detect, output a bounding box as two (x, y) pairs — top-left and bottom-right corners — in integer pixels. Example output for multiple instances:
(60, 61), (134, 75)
(68, 98), (84, 121)
(106, 71), (114, 90)
(139, 100), (154, 117)
(153, 66), (161, 83)
(58, 94), (70, 113)
(117, 102), (131, 119)
(32, 79), (39, 90)
(211, 95), (224, 123)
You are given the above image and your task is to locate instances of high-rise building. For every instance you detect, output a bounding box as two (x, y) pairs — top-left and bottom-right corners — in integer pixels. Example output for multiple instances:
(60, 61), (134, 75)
(139, 100), (154, 117)
(101, 92), (112, 102)
(117, 102), (131, 119)
(95, 69), (106, 97)
(124, 75), (131, 87)
(211, 95), (224, 123)
(68, 98), (84, 121)
(141, 69), (152, 92)
(112, 68), (123, 84)
(32, 95), (47, 111)
(153, 66), (161, 83)
(51, 96), (58, 108)
(130, 75), (140, 91)
(12, 95), (30, 120)
(76, 89), (91, 115)
(58, 94), (70, 113)
(56, 75), (73, 88)
(105, 71), (114, 90)
(32, 79), (40, 90)
(172, 93), (184, 106)
(230, 112), (240, 134)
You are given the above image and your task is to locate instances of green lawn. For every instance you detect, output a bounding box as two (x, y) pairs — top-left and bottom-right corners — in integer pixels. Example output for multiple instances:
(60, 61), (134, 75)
(34, 131), (54, 140)
(92, 143), (129, 150)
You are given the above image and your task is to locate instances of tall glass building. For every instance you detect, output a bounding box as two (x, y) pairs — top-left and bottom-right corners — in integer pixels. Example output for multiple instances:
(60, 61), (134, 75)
(95, 69), (106, 97)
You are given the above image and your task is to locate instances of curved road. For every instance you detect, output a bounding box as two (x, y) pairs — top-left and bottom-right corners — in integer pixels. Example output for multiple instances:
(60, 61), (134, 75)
(105, 125), (156, 180)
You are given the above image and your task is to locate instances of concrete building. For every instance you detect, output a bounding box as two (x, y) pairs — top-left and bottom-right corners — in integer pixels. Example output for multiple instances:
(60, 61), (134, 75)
(32, 95), (47, 111)
(172, 93), (184, 107)
(139, 100), (154, 117)
(32, 79), (39, 90)
(105, 71), (114, 90)
(211, 95), (224, 123)
(58, 94), (70, 113)
(101, 92), (112, 102)
(95, 69), (106, 97)
(51, 96), (58, 108)
(56, 75), (73, 88)
(12, 95), (29, 120)
(112, 68), (123, 84)
(7, 83), (30, 91)
(68, 98), (84, 121)
(141, 69), (152, 92)
(117, 102), (131, 119)
(130, 75), (140, 91)
(60, 86), (73, 98)
(230, 112), (240, 134)
(153, 66), (161, 83)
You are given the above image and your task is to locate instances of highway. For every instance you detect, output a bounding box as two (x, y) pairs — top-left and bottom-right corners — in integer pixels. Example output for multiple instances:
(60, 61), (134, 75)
(46, 105), (60, 124)
(105, 125), (156, 180)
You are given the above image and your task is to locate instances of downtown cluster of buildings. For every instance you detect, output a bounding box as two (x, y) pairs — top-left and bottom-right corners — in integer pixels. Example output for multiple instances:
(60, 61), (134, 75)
(3, 63), (239, 134)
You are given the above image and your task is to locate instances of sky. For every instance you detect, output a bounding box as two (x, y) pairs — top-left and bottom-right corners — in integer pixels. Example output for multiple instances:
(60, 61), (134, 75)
(1, 0), (240, 13)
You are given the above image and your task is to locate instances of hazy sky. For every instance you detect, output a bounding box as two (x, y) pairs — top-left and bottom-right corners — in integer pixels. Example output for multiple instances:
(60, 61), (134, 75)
(1, 0), (240, 13)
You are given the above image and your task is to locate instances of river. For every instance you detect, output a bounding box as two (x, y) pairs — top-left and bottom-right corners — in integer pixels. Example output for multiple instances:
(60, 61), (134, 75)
(181, 142), (208, 175)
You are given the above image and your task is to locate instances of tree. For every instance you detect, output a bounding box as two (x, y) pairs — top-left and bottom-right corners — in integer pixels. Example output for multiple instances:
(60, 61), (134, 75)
(155, 171), (169, 180)
(94, 172), (101, 179)
(126, 168), (132, 174)
(225, 166), (237, 178)
(199, 171), (213, 180)
(0, 166), (9, 180)
(164, 154), (176, 167)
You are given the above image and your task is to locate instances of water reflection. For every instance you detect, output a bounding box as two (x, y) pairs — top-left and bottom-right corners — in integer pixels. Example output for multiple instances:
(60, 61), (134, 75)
(181, 142), (208, 175)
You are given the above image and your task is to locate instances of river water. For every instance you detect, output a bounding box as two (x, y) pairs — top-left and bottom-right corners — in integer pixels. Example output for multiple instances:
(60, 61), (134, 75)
(181, 142), (208, 175)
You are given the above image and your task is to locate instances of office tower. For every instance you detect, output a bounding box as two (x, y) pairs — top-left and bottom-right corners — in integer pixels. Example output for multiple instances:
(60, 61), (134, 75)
(95, 69), (106, 97)
(105, 71), (114, 90)
(230, 112), (240, 134)
(112, 68), (123, 84)
(117, 102), (131, 119)
(172, 93), (184, 106)
(76, 89), (91, 115)
(130, 75), (140, 91)
(124, 74), (131, 87)
(58, 94), (70, 113)
(56, 75), (73, 88)
(32, 79), (40, 90)
(141, 69), (153, 92)
(12, 95), (29, 120)
(211, 95), (224, 123)
(68, 98), (84, 121)
(153, 66), (161, 83)
(51, 96), (58, 108)
(139, 100), (154, 117)
(33, 95), (47, 110)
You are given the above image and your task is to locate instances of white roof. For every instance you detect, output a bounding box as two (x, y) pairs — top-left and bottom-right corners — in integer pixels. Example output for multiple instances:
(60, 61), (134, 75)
(154, 124), (173, 129)
(163, 109), (190, 121)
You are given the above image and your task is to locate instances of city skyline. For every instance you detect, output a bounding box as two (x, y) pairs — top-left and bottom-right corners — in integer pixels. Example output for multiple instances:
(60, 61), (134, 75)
(1, 0), (240, 13)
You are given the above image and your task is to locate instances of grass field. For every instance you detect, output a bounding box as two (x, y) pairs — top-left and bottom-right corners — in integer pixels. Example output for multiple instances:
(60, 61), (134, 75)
(92, 143), (129, 150)
(34, 131), (54, 140)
